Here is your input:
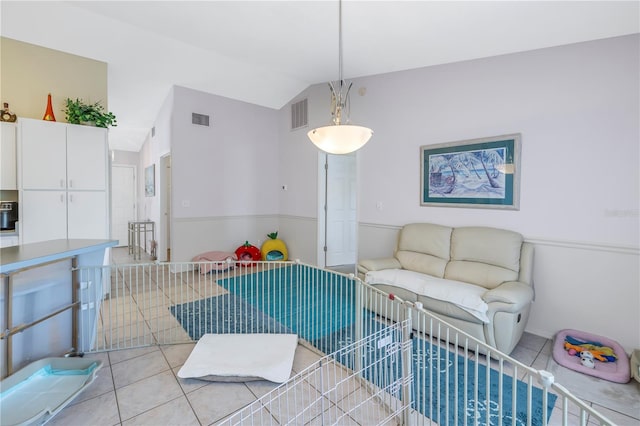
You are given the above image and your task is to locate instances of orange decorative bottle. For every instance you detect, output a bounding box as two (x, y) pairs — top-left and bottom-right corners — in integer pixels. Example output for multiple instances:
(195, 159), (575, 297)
(42, 93), (56, 121)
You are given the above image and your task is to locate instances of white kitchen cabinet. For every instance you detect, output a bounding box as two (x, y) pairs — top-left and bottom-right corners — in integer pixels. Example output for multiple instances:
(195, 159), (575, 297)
(19, 119), (110, 244)
(20, 119), (67, 190)
(21, 191), (67, 244)
(67, 191), (108, 239)
(1, 122), (17, 190)
(20, 118), (106, 191)
(67, 125), (107, 190)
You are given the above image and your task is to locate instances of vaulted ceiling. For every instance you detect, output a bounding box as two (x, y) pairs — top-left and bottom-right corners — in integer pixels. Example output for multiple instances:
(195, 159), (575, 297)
(2, 1), (638, 151)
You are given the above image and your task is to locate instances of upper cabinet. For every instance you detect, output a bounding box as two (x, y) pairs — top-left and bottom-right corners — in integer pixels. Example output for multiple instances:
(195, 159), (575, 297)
(18, 118), (110, 244)
(67, 124), (107, 190)
(20, 119), (66, 190)
(20, 118), (107, 191)
(0, 122), (17, 190)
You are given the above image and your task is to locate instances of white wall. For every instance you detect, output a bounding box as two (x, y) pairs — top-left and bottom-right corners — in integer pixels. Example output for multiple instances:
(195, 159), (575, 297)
(168, 86), (280, 261)
(277, 34), (640, 350)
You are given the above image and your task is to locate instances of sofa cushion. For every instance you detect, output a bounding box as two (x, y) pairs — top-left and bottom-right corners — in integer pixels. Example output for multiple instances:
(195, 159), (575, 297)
(365, 269), (489, 322)
(447, 227), (523, 288)
(450, 226), (523, 271)
(396, 223), (452, 277)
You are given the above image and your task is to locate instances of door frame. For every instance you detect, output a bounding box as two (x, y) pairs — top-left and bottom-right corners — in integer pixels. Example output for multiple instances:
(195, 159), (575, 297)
(159, 154), (171, 262)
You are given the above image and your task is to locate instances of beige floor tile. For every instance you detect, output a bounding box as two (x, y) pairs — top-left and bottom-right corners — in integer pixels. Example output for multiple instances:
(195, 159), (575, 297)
(68, 364), (115, 407)
(112, 349), (170, 388)
(145, 312), (182, 334)
(267, 380), (323, 424)
(116, 370), (183, 421)
(47, 391), (121, 426)
(152, 325), (192, 345)
(291, 345), (323, 374)
(108, 345), (158, 365)
(160, 343), (196, 368)
(590, 403), (640, 425)
(122, 395), (199, 426)
(188, 381), (258, 425)
(171, 366), (211, 394)
(244, 379), (282, 399)
(518, 332), (549, 353)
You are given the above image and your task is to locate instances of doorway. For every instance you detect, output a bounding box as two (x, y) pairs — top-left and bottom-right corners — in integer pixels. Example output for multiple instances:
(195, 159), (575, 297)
(160, 154), (172, 261)
(111, 165), (136, 247)
(317, 152), (357, 268)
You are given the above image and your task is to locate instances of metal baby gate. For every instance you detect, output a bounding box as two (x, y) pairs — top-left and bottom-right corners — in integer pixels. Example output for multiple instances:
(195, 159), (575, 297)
(71, 259), (615, 425)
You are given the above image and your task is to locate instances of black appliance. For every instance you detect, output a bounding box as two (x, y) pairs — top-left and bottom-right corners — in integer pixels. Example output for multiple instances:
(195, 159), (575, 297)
(0, 201), (18, 230)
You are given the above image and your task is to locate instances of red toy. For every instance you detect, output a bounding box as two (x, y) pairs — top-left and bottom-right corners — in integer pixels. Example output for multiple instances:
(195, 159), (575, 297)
(235, 241), (261, 266)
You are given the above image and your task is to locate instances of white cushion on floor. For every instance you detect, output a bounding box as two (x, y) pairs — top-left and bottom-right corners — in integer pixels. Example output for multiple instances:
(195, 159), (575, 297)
(177, 333), (297, 383)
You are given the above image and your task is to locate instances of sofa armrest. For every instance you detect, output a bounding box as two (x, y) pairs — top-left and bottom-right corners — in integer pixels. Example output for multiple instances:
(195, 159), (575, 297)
(483, 281), (533, 311)
(358, 258), (402, 275)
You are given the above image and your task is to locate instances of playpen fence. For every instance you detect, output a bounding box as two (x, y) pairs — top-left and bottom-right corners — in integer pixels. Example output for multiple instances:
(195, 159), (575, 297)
(72, 260), (615, 425)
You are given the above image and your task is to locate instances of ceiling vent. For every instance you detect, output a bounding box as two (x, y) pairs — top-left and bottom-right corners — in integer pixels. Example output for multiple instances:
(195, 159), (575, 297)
(192, 113), (210, 127)
(291, 98), (308, 130)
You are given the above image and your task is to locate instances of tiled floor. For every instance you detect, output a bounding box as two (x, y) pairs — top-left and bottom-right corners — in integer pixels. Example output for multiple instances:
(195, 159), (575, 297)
(41, 248), (640, 425)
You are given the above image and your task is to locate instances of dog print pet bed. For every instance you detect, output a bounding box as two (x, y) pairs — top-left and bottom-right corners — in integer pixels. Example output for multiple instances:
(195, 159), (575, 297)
(552, 329), (630, 383)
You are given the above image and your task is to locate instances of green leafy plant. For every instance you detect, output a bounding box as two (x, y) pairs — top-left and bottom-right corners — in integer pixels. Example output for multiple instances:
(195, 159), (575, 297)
(267, 231), (278, 239)
(63, 98), (117, 128)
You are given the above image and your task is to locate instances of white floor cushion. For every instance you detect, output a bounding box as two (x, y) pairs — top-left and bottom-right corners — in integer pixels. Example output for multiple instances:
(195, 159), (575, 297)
(177, 333), (298, 383)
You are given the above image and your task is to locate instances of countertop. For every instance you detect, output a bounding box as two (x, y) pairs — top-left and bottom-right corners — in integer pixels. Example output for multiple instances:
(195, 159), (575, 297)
(0, 239), (117, 273)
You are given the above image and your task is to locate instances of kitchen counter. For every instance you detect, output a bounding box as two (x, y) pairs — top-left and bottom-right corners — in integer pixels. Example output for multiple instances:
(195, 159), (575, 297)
(1, 239), (117, 378)
(0, 239), (116, 273)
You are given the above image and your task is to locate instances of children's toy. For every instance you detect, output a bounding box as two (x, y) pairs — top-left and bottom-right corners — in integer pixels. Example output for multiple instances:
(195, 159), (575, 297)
(552, 329), (630, 383)
(580, 351), (595, 369)
(235, 241), (261, 266)
(261, 231), (288, 261)
(192, 251), (237, 274)
(563, 334), (618, 362)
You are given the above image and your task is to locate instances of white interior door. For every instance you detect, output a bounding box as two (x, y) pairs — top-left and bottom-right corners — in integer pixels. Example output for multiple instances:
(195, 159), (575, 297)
(325, 153), (357, 267)
(111, 165), (136, 247)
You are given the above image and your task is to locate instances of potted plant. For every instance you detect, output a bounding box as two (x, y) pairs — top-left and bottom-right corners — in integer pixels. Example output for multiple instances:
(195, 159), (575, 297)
(63, 98), (117, 128)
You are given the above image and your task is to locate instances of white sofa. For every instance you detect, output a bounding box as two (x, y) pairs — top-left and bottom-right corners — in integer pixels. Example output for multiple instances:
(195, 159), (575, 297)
(358, 223), (534, 354)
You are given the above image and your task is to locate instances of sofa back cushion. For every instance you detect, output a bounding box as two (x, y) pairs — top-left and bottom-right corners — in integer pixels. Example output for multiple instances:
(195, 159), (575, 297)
(396, 223), (452, 277)
(445, 226), (523, 289)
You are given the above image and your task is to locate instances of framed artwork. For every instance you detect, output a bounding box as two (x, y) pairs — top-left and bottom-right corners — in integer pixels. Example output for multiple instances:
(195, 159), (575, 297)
(145, 164), (155, 197)
(420, 134), (521, 210)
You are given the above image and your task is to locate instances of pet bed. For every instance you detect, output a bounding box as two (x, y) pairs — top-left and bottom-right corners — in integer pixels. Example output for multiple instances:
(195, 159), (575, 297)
(192, 251), (237, 274)
(1, 357), (102, 426)
(552, 329), (630, 383)
(177, 333), (297, 383)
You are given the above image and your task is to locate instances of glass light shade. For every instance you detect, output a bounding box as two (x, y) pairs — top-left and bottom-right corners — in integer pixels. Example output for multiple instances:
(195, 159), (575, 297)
(307, 124), (373, 154)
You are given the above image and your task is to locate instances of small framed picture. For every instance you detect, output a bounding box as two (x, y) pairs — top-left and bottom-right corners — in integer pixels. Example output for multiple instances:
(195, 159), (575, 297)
(145, 164), (155, 197)
(421, 134), (521, 210)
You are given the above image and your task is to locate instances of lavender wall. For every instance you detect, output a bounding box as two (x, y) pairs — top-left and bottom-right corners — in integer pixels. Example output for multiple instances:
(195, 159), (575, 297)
(277, 34), (639, 349)
(352, 35), (636, 240)
(168, 86), (280, 261)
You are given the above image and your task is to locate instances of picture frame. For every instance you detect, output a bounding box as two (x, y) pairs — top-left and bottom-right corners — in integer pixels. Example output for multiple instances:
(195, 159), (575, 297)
(420, 134), (521, 210)
(145, 164), (155, 197)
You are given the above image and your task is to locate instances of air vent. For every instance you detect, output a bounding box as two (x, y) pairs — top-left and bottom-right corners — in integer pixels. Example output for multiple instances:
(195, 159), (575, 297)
(192, 113), (210, 126)
(291, 98), (308, 130)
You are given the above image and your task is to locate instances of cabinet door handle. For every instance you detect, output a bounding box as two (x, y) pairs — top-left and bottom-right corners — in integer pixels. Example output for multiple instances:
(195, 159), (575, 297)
(69, 194), (74, 203)
(60, 194), (64, 203)
(69, 179), (73, 188)
(60, 179), (65, 188)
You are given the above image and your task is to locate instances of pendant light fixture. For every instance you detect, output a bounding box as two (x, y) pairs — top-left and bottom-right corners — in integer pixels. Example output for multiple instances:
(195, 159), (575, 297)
(308, 0), (373, 154)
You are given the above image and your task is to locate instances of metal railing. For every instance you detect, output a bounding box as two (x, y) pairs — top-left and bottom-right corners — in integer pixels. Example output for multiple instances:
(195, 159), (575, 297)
(72, 260), (615, 425)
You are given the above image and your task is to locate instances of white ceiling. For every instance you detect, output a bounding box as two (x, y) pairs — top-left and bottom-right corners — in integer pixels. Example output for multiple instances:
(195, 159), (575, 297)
(2, 1), (638, 151)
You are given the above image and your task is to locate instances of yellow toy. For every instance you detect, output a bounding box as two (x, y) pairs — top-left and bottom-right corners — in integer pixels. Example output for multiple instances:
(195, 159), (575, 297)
(563, 341), (617, 362)
(261, 231), (288, 261)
